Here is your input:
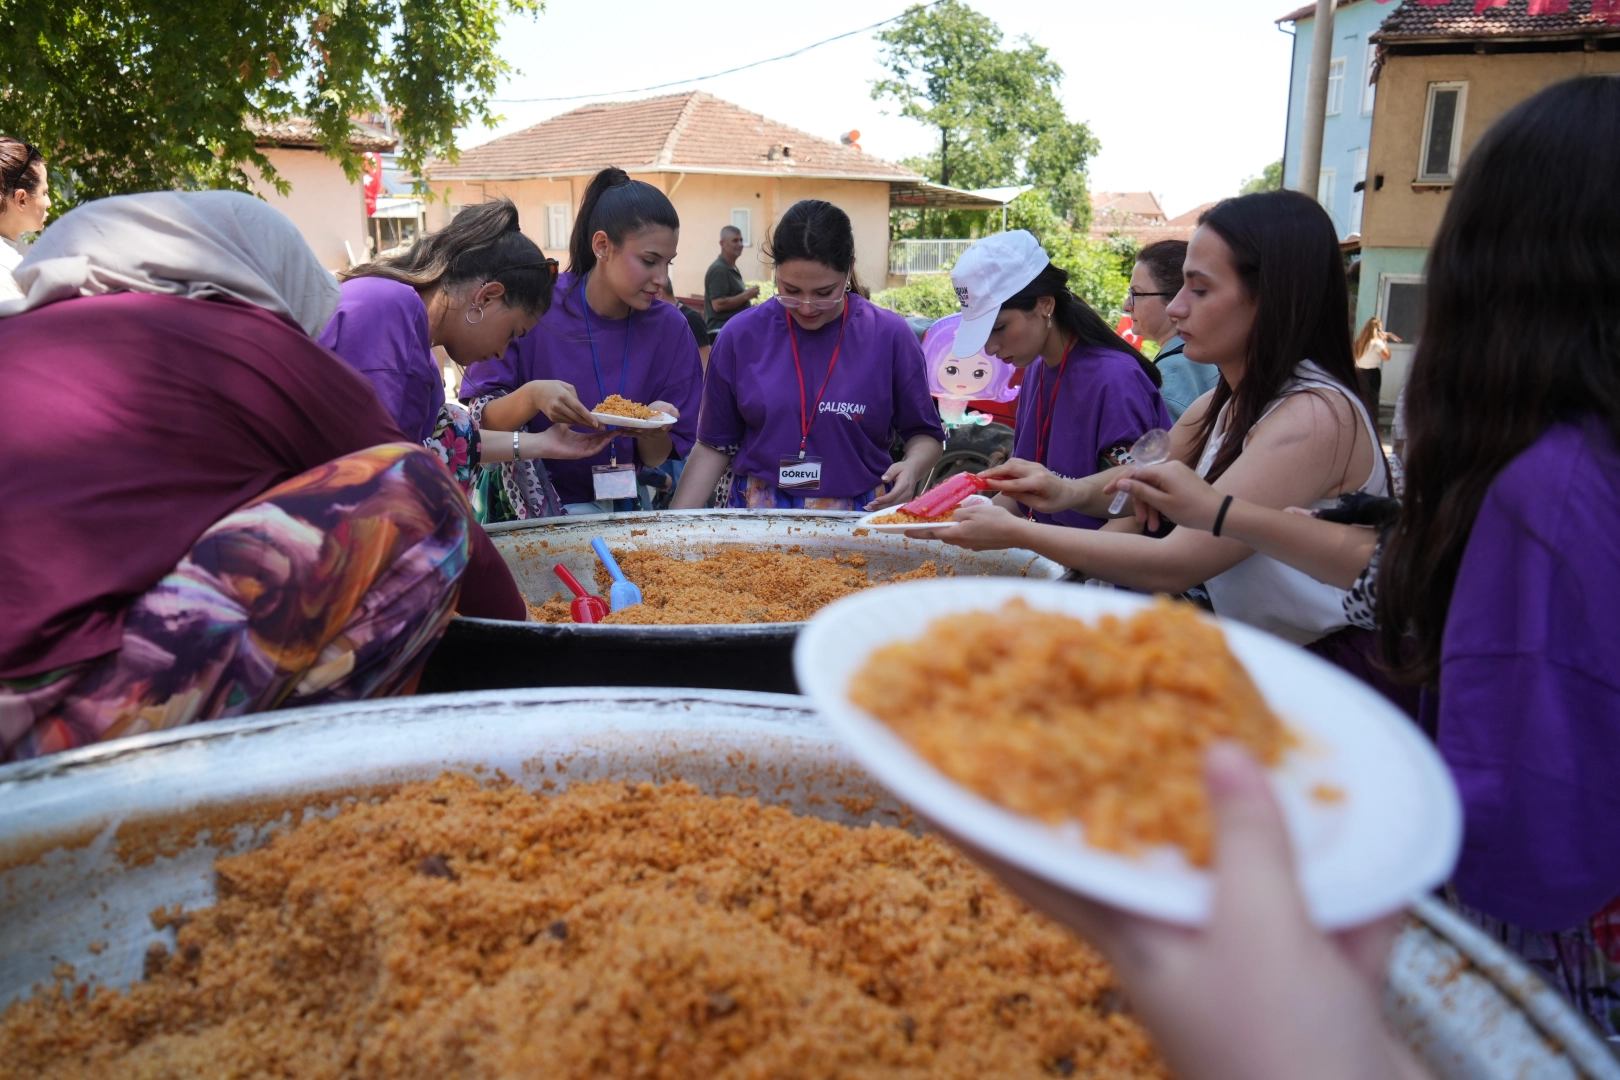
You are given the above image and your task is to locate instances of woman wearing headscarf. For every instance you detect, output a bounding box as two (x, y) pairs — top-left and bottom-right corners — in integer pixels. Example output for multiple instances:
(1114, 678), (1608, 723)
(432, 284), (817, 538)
(319, 199), (616, 519)
(0, 190), (524, 762)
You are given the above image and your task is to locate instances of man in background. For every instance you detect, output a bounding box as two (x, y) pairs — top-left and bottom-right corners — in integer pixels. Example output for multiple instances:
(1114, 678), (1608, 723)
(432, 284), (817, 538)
(703, 225), (758, 341)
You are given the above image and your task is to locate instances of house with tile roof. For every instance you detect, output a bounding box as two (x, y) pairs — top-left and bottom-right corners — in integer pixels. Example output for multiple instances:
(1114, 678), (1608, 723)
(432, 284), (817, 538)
(425, 92), (997, 295)
(1356, 0), (1620, 409)
(246, 116), (397, 271)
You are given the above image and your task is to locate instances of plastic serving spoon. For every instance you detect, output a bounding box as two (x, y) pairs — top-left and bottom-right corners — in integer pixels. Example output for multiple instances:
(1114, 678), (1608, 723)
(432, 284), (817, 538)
(552, 564), (609, 624)
(900, 472), (992, 518)
(591, 538), (643, 612)
(1107, 428), (1172, 515)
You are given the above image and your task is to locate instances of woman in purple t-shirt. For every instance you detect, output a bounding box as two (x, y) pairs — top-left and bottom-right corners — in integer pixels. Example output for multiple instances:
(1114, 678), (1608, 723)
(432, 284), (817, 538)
(670, 200), (944, 512)
(945, 230), (1169, 530)
(461, 170), (703, 518)
(321, 200), (613, 514)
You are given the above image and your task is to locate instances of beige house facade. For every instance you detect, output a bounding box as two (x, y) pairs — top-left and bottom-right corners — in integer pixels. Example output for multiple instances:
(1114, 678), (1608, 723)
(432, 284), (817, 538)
(1359, 0), (1620, 397)
(246, 117), (396, 272)
(426, 92), (994, 299)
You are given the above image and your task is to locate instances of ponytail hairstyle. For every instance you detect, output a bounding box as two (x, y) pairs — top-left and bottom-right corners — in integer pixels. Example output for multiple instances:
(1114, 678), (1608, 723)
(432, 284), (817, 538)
(999, 263), (1162, 387)
(1185, 190), (1358, 481)
(341, 198), (556, 315)
(764, 199), (869, 298)
(0, 137), (45, 201)
(568, 167), (680, 276)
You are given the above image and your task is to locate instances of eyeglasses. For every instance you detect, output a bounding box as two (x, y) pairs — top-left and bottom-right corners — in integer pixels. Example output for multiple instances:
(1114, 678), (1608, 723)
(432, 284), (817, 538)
(774, 280), (849, 313)
(1125, 287), (1171, 303)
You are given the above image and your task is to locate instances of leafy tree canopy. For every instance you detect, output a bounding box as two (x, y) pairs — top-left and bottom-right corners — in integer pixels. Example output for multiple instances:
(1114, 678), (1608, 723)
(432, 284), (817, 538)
(1239, 159), (1283, 195)
(872, 0), (1098, 236)
(0, 0), (539, 209)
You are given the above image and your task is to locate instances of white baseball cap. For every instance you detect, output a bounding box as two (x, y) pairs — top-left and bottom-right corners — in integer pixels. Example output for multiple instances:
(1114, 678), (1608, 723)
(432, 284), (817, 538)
(948, 230), (1051, 358)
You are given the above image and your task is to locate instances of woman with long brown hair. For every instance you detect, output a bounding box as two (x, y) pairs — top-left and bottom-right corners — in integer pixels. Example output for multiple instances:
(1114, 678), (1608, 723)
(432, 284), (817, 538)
(936, 190), (1387, 655)
(1104, 76), (1620, 1033)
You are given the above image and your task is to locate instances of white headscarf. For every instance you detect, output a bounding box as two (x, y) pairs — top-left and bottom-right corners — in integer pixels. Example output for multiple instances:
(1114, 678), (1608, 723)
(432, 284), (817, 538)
(0, 189), (340, 337)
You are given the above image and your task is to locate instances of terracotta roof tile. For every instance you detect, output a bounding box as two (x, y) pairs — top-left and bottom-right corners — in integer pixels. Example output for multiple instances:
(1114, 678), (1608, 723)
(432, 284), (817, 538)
(427, 92), (920, 181)
(1374, 0), (1620, 40)
(1166, 201), (1221, 227)
(249, 115), (396, 153)
(1091, 191), (1167, 221)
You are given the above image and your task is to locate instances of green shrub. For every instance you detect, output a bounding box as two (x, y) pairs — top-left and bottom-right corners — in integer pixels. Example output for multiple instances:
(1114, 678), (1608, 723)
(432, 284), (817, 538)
(872, 274), (961, 319)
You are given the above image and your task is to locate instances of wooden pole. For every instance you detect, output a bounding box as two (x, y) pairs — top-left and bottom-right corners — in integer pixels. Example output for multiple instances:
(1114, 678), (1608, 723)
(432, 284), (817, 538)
(1296, 0), (1336, 199)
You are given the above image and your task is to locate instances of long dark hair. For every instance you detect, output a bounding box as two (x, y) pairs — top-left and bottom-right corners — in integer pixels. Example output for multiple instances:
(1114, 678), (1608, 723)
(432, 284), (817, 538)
(0, 137), (45, 200)
(342, 199), (555, 315)
(1380, 76), (1620, 685)
(568, 167), (680, 276)
(999, 262), (1160, 386)
(1186, 190), (1359, 481)
(764, 199), (868, 298)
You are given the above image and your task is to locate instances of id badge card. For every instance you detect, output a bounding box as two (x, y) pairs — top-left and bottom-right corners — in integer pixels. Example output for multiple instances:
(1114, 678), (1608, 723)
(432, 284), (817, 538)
(778, 455), (823, 491)
(592, 463), (639, 500)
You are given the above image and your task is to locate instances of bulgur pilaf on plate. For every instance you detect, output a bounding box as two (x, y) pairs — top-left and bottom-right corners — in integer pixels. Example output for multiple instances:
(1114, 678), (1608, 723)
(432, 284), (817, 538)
(593, 394), (660, 420)
(0, 777), (1168, 1080)
(867, 508), (955, 526)
(849, 599), (1292, 866)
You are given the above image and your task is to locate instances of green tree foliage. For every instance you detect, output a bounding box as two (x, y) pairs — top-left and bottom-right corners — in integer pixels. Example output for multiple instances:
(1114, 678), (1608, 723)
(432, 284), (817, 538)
(873, 0), (1098, 237)
(0, 0), (540, 209)
(1239, 159), (1283, 195)
(1006, 190), (1135, 319)
(871, 274), (959, 319)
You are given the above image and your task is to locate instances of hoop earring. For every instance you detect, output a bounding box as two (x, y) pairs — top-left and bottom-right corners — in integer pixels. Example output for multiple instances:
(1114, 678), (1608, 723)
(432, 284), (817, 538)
(465, 306), (485, 325)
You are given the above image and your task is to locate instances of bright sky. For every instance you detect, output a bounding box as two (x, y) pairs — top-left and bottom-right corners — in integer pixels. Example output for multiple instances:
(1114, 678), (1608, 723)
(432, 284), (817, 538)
(467, 0), (1299, 218)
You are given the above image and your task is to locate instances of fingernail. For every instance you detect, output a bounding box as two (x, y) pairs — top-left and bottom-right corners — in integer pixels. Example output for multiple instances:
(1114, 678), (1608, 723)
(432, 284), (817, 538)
(1204, 742), (1259, 795)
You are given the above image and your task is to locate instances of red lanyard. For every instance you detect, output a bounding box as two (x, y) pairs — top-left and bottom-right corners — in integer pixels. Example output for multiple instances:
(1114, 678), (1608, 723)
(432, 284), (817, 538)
(1033, 336), (1074, 465)
(785, 302), (850, 459)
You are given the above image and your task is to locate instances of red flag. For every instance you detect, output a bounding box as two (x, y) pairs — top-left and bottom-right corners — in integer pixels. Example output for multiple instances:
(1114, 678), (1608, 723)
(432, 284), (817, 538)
(1114, 314), (1143, 348)
(1527, 0), (1569, 11)
(1473, 0), (1508, 10)
(1594, 0), (1620, 22)
(362, 152), (384, 217)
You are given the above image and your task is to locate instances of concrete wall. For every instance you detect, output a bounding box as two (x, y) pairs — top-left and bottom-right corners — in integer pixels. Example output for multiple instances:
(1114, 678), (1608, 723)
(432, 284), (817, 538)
(248, 147), (369, 272)
(1362, 48), (1620, 250)
(432, 172), (892, 300)
(1283, 0), (1393, 238)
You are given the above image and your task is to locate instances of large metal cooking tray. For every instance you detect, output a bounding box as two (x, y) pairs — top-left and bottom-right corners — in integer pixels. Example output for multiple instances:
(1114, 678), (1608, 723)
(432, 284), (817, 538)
(421, 510), (1066, 695)
(0, 689), (1614, 1079)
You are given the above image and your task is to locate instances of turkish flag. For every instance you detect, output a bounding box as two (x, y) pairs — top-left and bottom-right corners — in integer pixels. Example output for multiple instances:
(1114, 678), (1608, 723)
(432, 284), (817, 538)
(362, 152), (384, 217)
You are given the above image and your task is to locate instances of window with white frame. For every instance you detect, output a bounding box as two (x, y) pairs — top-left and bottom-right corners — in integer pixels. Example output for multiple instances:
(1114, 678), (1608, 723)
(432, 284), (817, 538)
(1326, 58), (1346, 116)
(1419, 82), (1467, 182)
(1361, 41), (1378, 115)
(1349, 149), (1368, 236)
(1317, 168), (1337, 222)
(730, 208), (752, 247)
(545, 204), (570, 252)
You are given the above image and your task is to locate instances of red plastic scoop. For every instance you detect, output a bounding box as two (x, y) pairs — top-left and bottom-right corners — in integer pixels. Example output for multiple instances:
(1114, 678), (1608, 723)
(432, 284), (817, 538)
(552, 564), (609, 624)
(900, 472), (991, 518)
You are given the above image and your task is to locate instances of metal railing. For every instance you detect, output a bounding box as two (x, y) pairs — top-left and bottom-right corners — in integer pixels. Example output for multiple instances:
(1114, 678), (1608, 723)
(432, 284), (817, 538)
(888, 238), (975, 277)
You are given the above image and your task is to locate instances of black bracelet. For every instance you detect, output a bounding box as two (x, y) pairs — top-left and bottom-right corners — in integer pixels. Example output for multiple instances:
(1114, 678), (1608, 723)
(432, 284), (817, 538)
(1212, 495), (1234, 538)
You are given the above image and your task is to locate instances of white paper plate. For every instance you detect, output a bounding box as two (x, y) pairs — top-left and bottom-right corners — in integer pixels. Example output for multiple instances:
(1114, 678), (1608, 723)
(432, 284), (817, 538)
(855, 494), (989, 533)
(793, 579), (1461, 928)
(588, 409), (676, 430)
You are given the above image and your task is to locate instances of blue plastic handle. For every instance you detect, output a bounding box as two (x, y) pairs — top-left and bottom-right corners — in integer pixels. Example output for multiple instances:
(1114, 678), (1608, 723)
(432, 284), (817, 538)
(591, 537), (628, 583)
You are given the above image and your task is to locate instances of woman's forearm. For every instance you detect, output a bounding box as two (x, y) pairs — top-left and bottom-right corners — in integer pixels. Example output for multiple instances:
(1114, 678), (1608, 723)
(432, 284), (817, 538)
(1009, 519), (1253, 595)
(1209, 501), (1378, 590)
(903, 433), (943, 474)
(476, 430), (554, 465)
(635, 430), (673, 469)
(671, 442), (732, 509)
(479, 388), (538, 433)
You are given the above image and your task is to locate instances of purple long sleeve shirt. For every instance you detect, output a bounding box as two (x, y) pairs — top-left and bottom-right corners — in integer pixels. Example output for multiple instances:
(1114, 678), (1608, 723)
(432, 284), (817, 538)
(317, 277), (441, 445)
(461, 272), (703, 506)
(1440, 419), (1620, 931)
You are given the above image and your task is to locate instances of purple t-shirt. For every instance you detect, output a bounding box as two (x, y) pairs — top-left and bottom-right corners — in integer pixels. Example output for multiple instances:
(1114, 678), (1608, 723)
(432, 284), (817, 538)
(1439, 419), (1620, 931)
(461, 272), (702, 506)
(698, 294), (945, 499)
(1011, 344), (1171, 529)
(318, 276), (440, 445)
